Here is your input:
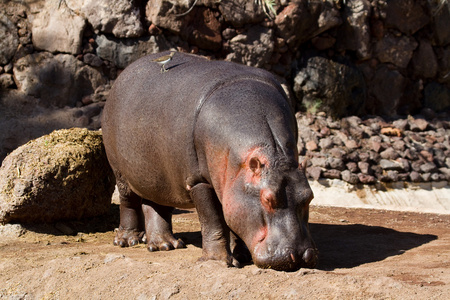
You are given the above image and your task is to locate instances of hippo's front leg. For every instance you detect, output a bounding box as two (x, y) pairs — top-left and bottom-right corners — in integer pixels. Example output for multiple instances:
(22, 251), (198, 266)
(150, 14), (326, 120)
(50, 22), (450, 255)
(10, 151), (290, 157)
(141, 200), (186, 251)
(189, 183), (241, 267)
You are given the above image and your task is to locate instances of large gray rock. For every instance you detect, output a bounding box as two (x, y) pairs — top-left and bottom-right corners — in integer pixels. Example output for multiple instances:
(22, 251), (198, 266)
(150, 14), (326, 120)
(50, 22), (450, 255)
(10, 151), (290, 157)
(219, 0), (266, 27)
(293, 56), (366, 118)
(146, 1), (221, 50)
(412, 40), (438, 79)
(146, 0), (191, 34)
(31, 1), (85, 54)
(0, 13), (19, 65)
(423, 82), (450, 113)
(225, 25), (274, 68)
(384, 0), (430, 35)
(369, 65), (406, 117)
(375, 33), (418, 68)
(13, 52), (106, 107)
(0, 128), (115, 224)
(95, 34), (171, 69)
(275, 0), (341, 49)
(181, 7), (222, 51)
(0, 73), (14, 89)
(430, 0), (450, 46)
(66, 0), (144, 38)
(336, 0), (371, 59)
(437, 46), (450, 85)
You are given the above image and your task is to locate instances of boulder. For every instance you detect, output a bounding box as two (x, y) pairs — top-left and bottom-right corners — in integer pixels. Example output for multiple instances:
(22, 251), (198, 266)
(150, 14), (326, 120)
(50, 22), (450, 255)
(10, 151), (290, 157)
(430, 1), (450, 46)
(31, 1), (85, 54)
(0, 128), (115, 224)
(423, 82), (450, 113)
(96, 35), (171, 69)
(437, 46), (450, 85)
(275, 0), (341, 50)
(397, 80), (423, 115)
(181, 7), (222, 51)
(145, 0), (223, 35)
(66, 0), (144, 38)
(336, 0), (371, 59)
(370, 65), (406, 117)
(412, 40), (438, 79)
(375, 33), (418, 69)
(384, 0), (430, 35)
(13, 53), (106, 107)
(145, 0), (191, 34)
(293, 56), (366, 118)
(0, 74), (15, 89)
(225, 25), (274, 68)
(0, 13), (19, 65)
(219, 0), (266, 28)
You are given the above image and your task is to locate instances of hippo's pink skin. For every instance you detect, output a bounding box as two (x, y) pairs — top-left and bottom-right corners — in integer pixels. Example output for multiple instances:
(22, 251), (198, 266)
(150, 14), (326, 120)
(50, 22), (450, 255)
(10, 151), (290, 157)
(102, 52), (317, 271)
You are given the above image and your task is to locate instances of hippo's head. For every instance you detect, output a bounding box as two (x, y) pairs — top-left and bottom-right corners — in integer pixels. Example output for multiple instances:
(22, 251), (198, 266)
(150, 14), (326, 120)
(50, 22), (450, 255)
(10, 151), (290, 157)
(221, 149), (318, 271)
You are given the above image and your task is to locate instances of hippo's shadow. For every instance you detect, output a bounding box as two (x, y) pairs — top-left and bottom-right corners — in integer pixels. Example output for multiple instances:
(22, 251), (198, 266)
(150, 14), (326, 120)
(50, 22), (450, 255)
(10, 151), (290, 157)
(175, 223), (437, 270)
(174, 231), (202, 249)
(309, 223), (437, 270)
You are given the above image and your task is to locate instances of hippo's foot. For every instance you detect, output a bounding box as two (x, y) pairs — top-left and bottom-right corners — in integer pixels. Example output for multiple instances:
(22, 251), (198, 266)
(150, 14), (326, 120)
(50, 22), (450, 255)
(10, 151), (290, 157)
(199, 240), (243, 268)
(198, 251), (242, 268)
(141, 199), (186, 252)
(146, 232), (186, 252)
(113, 226), (145, 247)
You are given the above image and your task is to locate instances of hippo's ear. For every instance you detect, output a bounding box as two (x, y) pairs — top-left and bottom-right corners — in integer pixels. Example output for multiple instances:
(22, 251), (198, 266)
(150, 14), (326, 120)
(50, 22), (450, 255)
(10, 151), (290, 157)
(249, 157), (263, 174)
(298, 158), (308, 175)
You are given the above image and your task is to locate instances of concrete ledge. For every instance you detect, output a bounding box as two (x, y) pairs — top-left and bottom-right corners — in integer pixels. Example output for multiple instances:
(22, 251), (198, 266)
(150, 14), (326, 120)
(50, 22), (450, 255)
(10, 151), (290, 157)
(310, 179), (450, 215)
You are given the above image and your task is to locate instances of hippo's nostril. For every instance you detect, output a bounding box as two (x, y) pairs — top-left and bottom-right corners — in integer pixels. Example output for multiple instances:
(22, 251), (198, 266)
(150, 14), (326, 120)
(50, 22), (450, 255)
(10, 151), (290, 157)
(302, 248), (315, 264)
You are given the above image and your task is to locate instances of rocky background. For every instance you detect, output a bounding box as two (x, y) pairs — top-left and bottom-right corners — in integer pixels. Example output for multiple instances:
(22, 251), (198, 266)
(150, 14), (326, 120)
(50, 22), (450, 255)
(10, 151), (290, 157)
(1, 0), (449, 184)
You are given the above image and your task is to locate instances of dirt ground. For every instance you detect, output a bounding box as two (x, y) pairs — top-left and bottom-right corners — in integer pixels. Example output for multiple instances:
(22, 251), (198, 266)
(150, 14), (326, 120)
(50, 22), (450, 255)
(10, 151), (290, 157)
(0, 203), (449, 299)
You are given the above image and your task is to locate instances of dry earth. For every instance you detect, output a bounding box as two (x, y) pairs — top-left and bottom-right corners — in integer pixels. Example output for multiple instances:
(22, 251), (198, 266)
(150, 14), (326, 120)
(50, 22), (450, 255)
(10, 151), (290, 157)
(0, 203), (449, 299)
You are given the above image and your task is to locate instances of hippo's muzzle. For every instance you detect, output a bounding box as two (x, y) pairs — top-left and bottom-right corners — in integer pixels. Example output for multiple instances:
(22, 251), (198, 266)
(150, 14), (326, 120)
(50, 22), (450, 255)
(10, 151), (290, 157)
(252, 240), (318, 271)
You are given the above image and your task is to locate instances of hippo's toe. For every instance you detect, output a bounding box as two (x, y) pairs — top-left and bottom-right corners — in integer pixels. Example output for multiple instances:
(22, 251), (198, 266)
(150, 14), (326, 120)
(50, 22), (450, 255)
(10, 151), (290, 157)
(113, 228), (144, 247)
(146, 235), (186, 252)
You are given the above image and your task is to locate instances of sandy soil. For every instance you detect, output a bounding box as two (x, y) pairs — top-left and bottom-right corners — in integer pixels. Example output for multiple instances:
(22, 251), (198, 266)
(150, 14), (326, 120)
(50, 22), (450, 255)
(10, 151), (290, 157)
(0, 204), (449, 299)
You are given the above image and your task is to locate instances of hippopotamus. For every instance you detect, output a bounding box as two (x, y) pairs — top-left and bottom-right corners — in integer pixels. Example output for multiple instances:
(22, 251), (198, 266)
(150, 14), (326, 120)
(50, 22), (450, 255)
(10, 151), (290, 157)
(101, 51), (318, 271)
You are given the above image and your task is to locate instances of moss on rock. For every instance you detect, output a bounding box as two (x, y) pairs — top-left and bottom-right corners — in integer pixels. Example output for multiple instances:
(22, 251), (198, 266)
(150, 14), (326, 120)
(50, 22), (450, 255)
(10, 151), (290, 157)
(0, 128), (115, 224)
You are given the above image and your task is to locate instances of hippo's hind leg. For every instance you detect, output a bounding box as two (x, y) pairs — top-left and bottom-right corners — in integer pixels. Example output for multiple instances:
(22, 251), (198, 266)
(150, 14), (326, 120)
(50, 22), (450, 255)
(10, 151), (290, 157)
(141, 200), (186, 252)
(114, 171), (145, 247)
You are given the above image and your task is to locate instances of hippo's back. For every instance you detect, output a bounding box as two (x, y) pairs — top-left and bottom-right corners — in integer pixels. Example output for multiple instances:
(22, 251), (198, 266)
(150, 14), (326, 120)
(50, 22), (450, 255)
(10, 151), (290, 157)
(102, 52), (288, 208)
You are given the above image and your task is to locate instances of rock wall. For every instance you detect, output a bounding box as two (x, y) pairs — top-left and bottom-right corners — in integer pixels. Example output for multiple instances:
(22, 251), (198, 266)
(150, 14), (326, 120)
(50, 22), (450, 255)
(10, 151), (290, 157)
(1, 0), (449, 164)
